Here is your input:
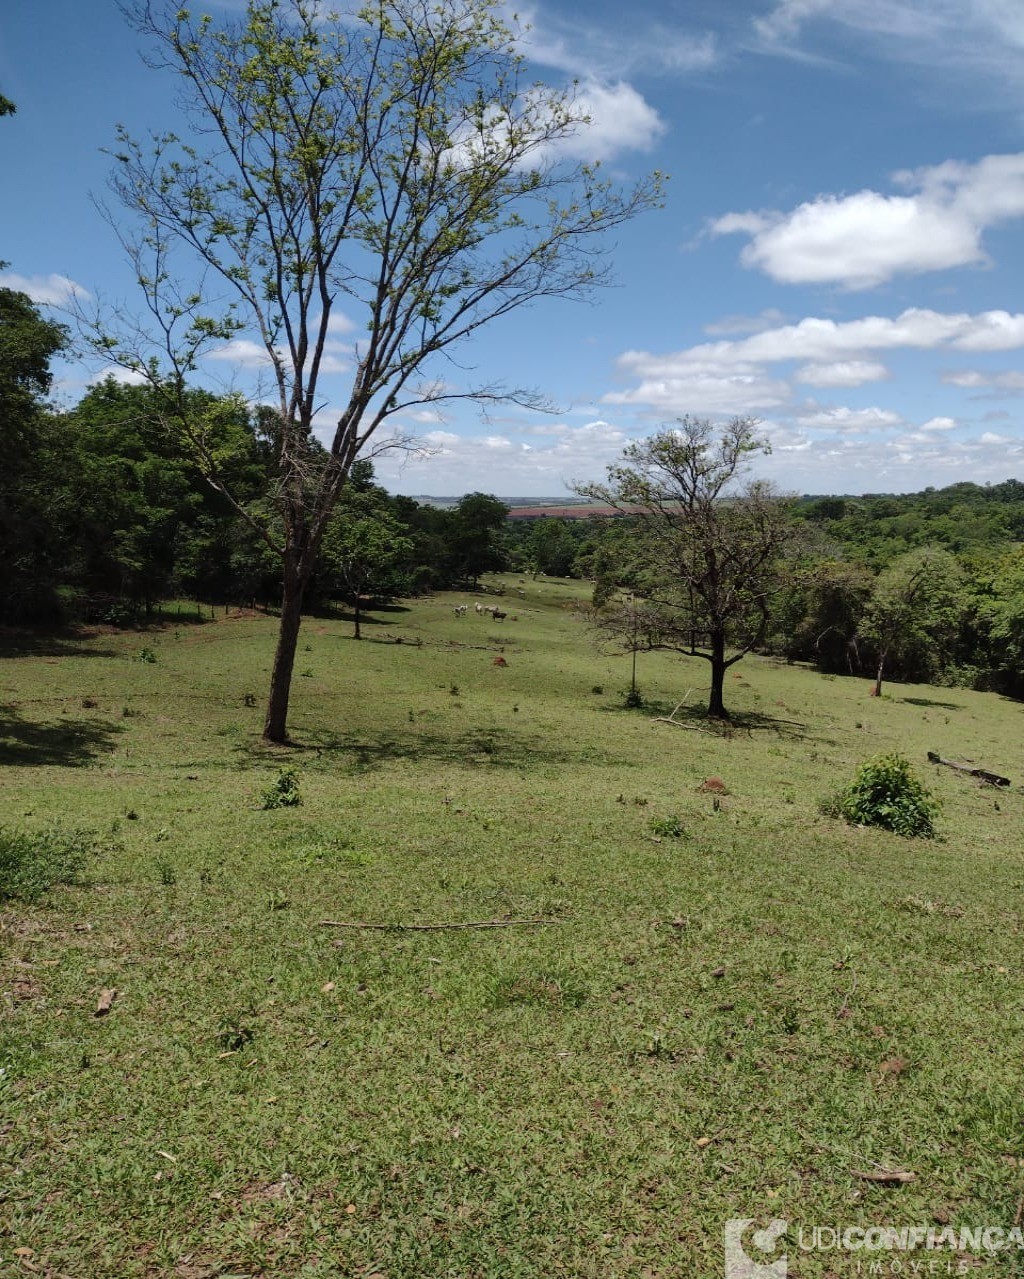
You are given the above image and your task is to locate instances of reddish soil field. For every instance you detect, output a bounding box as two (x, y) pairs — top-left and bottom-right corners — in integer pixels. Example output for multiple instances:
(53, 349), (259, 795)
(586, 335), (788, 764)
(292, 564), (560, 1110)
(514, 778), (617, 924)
(506, 504), (619, 519)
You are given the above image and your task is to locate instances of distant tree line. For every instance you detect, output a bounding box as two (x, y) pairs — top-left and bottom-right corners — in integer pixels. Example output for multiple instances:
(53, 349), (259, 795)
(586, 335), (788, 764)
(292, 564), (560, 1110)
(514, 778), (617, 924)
(0, 288), (514, 627)
(4, 283), (1024, 702)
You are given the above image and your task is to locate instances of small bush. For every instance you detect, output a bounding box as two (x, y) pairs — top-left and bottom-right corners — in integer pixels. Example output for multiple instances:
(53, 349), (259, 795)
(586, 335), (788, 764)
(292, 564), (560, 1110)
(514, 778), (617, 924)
(259, 767), (302, 810)
(0, 824), (97, 904)
(135, 647), (157, 664)
(623, 687), (644, 709)
(650, 815), (684, 839)
(825, 752), (939, 838)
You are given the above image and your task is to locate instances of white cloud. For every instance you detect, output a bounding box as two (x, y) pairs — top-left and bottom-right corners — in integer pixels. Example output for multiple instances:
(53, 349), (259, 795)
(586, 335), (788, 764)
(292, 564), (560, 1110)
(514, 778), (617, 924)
(0, 270), (91, 306)
(516, 4), (717, 79)
(546, 80), (666, 163)
(206, 339), (275, 368)
(752, 0), (1024, 101)
(206, 336), (350, 374)
(952, 310), (1024, 351)
(711, 152), (1024, 289)
(90, 365), (149, 387)
(368, 417), (634, 494)
(795, 360), (889, 387)
(325, 311), (356, 335)
(445, 75), (664, 171)
(607, 307), (1024, 445)
(942, 369), (1024, 390)
(603, 367), (792, 416)
(796, 404), (903, 432)
(625, 310), (1024, 384)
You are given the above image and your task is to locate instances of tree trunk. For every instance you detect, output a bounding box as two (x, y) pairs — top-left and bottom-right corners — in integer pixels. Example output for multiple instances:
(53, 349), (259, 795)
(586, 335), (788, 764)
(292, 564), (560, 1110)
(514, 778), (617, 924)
(263, 557), (305, 743)
(873, 654), (885, 698)
(708, 630), (729, 719)
(353, 594), (361, 640)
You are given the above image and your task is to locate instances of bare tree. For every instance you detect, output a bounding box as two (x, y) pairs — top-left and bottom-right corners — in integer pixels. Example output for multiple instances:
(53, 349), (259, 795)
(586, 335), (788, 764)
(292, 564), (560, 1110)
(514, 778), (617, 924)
(87, 0), (662, 741)
(577, 417), (795, 718)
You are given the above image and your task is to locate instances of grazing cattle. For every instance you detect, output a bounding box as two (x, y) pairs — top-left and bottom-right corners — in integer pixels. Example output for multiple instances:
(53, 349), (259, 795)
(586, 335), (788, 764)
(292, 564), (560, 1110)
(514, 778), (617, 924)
(453, 604), (468, 617)
(474, 602), (484, 614)
(492, 609), (507, 622)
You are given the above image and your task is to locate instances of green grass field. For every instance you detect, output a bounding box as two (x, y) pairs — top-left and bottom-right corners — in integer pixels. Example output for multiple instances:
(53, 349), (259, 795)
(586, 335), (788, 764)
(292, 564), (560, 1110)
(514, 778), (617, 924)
(2, 580), (1024, 1278)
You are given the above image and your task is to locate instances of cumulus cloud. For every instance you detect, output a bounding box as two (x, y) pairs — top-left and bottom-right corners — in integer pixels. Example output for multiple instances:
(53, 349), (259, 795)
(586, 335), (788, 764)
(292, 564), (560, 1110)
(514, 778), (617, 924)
(795, 404), (903, 432)
(206, 336), (350, 374)
(606, 307), (1024, 446)
(368, 417), (633, 494)
(603, 366), (793, 416)
(0, 270), (91, 306)
(711, 152), (1024, 289)
(622, 310), (1024, 388)
(795, 360), (889, 387)
(561, 80), (666, 162)
(206, 339), (275, 368)
(90, 365), (149, 387)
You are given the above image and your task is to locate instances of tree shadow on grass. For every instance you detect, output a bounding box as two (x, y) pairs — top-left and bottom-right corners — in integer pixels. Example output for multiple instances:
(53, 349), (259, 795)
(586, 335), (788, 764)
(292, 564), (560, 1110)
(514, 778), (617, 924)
(901, 696), (962, 710)
(605, 697), (813, 742)
(0, 706), (124, 767)
(240, 724), (610, 774)
(0, 630), (121, 660)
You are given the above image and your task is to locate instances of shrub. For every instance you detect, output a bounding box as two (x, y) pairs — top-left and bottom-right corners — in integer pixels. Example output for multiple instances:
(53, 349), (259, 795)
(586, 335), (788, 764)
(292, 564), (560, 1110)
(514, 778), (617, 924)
(825, 752), (939, 838)
(650, 815), (684, 838)
(0, 824), (97, 904)
(259, 767), (302, 810)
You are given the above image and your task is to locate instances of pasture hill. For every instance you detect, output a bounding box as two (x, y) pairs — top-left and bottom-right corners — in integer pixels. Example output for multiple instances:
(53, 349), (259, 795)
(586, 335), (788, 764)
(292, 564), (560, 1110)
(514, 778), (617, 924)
(2, 576), (1024, 1277)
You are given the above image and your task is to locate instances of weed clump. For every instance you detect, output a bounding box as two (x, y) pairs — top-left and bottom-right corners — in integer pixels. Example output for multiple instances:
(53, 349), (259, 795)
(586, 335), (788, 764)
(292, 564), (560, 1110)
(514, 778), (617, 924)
(259, 767), (302, 810)
(0, 824), (97, 904)
(824, 752), (939, 838)
(649, 815), (684, 838)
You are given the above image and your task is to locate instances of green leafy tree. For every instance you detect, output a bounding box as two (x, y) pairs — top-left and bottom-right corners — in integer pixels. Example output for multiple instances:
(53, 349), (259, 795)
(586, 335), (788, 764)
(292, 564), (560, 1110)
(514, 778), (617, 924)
(774, 557), (874, 673)
(64, 380), (268, 614)
(319, 474), (414, 638)
(0, 278), (70, 620)
(446, 492), (510, 585)
(859, 546), (967, 696)
(578, 417), (795, 719)
(978, 548), (1024, 696)
(90, 0), (662, 742)
(527, 517), (577, 578)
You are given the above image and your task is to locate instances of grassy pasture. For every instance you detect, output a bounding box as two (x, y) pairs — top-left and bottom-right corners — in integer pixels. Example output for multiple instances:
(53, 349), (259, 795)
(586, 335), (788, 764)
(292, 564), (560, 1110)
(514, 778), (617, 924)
(2, 579), (1024, 1278)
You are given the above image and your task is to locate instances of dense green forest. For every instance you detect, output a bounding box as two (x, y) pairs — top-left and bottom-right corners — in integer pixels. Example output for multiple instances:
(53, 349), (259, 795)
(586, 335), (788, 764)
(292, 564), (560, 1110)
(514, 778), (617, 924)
(3, 281), (1024, 697)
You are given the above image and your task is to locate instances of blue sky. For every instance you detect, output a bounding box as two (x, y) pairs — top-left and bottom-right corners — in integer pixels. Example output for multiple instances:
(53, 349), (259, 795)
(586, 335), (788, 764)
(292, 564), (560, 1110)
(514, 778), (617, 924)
(3, 0), (1024, 497)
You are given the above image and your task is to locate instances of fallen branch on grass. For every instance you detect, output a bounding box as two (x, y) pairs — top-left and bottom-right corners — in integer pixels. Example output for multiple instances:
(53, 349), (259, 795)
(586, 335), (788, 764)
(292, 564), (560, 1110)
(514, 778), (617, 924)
(927, 751), (1010, 788)
(836, 970), (858, 1020)
(318, 918), (565, 932)
(652, 694), (713, 732)
(851, 1168), (916, 1184)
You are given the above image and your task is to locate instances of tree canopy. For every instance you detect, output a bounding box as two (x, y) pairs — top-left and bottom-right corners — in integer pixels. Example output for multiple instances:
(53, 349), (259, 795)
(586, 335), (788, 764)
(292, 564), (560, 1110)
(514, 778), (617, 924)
(578, 417), (796, 718)
(92, 0), (662, 741)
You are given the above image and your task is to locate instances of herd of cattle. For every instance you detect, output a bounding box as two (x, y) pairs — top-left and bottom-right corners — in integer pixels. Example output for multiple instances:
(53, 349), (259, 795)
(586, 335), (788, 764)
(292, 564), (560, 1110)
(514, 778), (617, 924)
(453, 603), (513, 621)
